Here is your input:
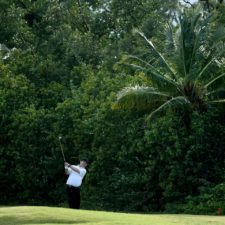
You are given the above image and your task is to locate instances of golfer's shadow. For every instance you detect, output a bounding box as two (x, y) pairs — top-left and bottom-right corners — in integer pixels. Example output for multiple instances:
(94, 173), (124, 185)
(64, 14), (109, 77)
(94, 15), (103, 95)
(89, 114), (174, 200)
(0, 215), (89, 224)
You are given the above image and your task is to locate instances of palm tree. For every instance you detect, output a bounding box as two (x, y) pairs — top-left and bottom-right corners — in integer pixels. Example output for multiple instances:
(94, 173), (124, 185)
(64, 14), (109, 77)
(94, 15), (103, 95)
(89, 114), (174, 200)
(112, 6), (225, 124)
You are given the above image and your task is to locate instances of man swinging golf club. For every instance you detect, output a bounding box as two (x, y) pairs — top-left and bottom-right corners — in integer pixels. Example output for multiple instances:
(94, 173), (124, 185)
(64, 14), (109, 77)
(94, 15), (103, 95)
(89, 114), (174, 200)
(64, 159), (88, 209)
(58, 136), (88, 209)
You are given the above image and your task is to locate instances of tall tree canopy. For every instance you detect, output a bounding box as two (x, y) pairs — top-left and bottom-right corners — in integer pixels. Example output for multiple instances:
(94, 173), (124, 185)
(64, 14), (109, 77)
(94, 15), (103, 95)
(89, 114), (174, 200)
(112, 6), (225, 124)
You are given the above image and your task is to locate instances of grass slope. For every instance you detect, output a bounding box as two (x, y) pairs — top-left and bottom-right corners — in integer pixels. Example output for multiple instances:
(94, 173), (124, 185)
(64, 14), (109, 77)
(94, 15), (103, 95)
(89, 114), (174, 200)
(0, 206), (225, 225)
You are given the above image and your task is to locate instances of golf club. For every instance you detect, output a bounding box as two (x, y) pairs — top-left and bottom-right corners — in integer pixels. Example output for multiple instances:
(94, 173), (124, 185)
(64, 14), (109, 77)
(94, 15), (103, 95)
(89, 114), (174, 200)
(58, 136), (66, 162)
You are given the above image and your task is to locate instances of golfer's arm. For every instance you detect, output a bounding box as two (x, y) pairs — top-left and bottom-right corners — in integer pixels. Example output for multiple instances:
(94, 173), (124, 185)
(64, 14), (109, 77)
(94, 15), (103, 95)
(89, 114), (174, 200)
(69, 165), (80, 174)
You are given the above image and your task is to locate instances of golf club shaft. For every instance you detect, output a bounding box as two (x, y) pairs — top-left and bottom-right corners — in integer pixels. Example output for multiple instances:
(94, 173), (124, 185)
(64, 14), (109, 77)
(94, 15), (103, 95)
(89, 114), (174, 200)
(59, 138), (66, 162)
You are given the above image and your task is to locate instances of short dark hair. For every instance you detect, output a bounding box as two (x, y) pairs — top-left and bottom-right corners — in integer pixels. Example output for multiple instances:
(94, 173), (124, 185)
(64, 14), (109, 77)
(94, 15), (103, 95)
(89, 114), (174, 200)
(80, 158), (88, 163)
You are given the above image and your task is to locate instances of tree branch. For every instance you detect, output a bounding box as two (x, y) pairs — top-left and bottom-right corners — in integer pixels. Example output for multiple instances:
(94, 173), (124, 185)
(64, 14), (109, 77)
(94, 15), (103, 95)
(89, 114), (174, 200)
(76, 0), (89, 32)
(182, 0), (194, 7)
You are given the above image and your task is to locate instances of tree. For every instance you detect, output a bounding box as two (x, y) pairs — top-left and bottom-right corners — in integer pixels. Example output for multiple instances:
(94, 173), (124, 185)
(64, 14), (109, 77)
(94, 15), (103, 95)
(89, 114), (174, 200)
(200, 0), (224, 12)
(112, 6), (225, 126)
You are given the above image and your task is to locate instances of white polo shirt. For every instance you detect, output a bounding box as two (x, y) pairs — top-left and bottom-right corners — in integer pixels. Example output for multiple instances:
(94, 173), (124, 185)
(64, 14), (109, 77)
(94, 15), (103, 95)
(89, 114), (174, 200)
(66, 165), (86, 187)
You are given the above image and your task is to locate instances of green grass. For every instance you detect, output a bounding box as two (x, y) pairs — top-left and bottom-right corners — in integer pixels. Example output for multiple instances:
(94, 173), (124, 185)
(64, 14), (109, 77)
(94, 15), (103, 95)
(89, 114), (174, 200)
(0, 206), (225, 225)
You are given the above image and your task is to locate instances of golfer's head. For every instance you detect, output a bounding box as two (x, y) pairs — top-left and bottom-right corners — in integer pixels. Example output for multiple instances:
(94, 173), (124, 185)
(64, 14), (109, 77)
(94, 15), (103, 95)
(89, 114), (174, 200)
(80, 158), (88, 167)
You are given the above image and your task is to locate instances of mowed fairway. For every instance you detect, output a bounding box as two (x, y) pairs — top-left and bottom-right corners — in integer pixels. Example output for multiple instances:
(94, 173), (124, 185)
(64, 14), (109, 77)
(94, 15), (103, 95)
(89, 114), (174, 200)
(0, 206), (225, 225)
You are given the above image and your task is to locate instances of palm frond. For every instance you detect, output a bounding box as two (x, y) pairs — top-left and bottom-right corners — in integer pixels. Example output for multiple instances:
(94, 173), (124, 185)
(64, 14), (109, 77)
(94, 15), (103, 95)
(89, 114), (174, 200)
(165, 23), (175, 50)
(206, 88), (225, 96)
(187, 21), (205, 78)
(208, 99), (225, 103)
(135, 30), (177, 81)
(165, 8), (205, 79)
(195, 56), (217, 81)
(125, 55), (154, 68)
(146, 96), (191, 121)
(112, 86), (170, 111)
(212, 26), (225, 46)
(177, 15), (188, 78)
(176, 8), (211, 79)
(122, 62), (178, 90)
(204, 73), (225, 88)
(195, 47), (225, 82)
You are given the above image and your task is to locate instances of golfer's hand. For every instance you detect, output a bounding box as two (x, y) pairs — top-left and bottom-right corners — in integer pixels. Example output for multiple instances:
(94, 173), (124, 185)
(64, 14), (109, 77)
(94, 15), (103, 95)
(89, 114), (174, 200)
(65, 162), (70, 167)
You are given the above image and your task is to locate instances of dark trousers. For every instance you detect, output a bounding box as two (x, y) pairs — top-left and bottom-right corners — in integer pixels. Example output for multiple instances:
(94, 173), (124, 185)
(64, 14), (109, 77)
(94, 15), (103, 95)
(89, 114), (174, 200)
(67, 185), (80, 209)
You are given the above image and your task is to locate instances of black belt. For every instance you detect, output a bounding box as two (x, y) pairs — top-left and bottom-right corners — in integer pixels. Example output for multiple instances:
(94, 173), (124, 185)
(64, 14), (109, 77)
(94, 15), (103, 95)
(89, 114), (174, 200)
(67, 185), (80, 189)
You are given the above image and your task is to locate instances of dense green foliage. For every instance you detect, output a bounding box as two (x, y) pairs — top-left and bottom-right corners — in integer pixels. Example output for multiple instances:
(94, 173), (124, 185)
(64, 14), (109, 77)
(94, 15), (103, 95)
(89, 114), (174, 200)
(0, 0), (225, 214)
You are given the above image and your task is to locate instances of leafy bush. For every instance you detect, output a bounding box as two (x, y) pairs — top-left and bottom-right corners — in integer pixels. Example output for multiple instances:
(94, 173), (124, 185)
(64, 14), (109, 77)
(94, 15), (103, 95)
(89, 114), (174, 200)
(165, 183), (225, 215)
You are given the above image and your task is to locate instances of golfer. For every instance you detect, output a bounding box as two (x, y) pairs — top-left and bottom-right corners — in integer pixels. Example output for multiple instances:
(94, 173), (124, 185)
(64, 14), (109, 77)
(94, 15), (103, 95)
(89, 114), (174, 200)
(64, 158), (88, 209)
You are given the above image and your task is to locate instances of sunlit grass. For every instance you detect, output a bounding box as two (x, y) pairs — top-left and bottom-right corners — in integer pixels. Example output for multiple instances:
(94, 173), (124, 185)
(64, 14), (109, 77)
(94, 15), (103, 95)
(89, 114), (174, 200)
(0, 206), (225, 225)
